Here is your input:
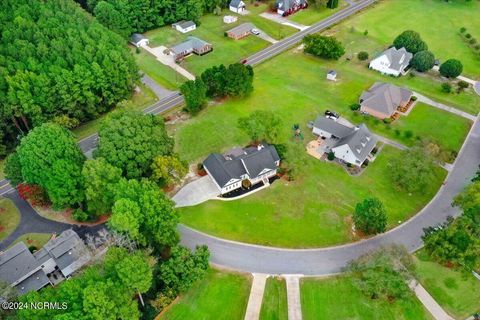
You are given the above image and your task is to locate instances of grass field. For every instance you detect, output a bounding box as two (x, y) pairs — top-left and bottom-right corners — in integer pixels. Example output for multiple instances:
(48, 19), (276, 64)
(0, 198), (20, 242)
(288, 2), (347, 26)
(179, 145), (446, 248)
(301, 276), (432, 320)
(245, 3), (298, 40)
(159, 269), (251, 320)
(0, 159), (5, 180)
(415, 251), (480, 319)
(336, 0), (480, 78)
(9, 233), (52, 249)
(260, 277), (288, 320)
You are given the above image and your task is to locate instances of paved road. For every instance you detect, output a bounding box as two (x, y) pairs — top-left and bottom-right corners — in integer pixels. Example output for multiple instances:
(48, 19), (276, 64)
(180, 116), (480, 275)
(245, 0), (376, 66)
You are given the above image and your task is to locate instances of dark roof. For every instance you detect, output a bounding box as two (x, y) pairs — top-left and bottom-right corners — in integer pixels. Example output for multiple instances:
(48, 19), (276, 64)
(230, 0), (244, 8)
(328, 70), (337, 75)
(130, 33), (146, 44)
(313, 116), (353, 138)
(276, 0), (307, 11)
(15, 269), (49, 295)
(173, 20), (196, 29)
(333, 124), (378, 163)
(360, 82), (412, 117)
(171, 36), (211, 55)
(204, 145), (280, 188)
(40, 229), (86, 274)
(227, 23), (255, 37)
(0, 242), (42, 286)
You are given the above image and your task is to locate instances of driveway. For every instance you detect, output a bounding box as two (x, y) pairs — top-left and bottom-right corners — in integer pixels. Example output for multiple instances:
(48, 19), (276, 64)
(172, 176), (220, 208)
(259, 12), (309, 31)
(255, 30), (278, 44)
(142, 45), (195, 80)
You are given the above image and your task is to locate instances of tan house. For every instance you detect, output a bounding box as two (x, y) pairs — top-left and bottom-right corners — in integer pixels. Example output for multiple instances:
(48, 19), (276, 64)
(359, 82), (413, 119)
(226, 22), (254, 40)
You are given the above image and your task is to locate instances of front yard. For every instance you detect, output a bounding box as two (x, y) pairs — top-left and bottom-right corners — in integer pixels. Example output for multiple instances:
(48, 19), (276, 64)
(260, 277), (288, 320)
(287, 2), (347, 26)
(0, 198), (21, 242)
(301, 276), (432, 320)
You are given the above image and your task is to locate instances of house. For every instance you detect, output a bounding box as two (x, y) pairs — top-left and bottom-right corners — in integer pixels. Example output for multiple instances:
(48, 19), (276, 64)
(226, 22), (255, 40)
(130, 33), (149, 47)
(223, 15), (238, 24)
(172, 20), (196, 33)
(229, 0), (246, 13)
(360, 82), (413, 119)
(203, 144), (280, 195)
(327, 70), (337, 81)
(369, 47), (413, 76)
(276, 0), (308, 16)
(0, 230), (90, 296)
(169, 36), (213, 61)
(312, 117), (378, 167)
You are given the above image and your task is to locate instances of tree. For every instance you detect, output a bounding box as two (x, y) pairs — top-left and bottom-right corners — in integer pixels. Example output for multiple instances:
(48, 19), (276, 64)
(357, 51), (369, 61)
(326, 0), (339, 9)
(441, 82), (452, 93)
(16, 124), (85, 208)
(181, 79), (208, 115)
(393, 30), (428, 54)
(224, 63), (254, 97)
(238, 110), (283, 143)
(389, 146), (437, 194)
(95, 110), (174, 179)
(346, 245), (415, 301)
(109, 198), (145, 245)
(353, 198), (387, 235)
(158, 245), (210, 294)
(151, 155), (188, 186)
(201, 64), (228, 98)
(4, 152), (23, 187)
(453, 181), (480, 213)
(439, 59), (463, 78)
(411, 50), (435, 72)
(82, 158), (123, 217)
(303, 34), (345, 60)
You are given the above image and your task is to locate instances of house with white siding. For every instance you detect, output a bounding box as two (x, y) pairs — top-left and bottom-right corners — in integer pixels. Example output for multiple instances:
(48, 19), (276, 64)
(369, 47), (413, 76)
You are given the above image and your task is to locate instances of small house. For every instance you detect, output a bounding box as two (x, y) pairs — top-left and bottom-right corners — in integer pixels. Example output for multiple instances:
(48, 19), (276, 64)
(226, 22), (255, 40)
(359, 82), (413, 119)
(172, 20), (196, 33)
(130, 33), (149, 47)
(369, 47), (413, 76)
(169, 36), (213, 61)
(223, 15), (238, 24)
(276, 0), (308, 16)
(327, 70), (337, 81)
(229, 0), (246, 13)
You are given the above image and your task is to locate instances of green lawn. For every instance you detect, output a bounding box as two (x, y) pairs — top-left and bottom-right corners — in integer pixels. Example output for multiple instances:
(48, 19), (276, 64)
(415, 251), (480, 319)
(301, 276), (432, 320)
(260, 277), (288, 320)
(0, 198), (21, 241)
(72, 83), (157, 140)
(334, 0), (480, 78)
(160, 269), (251, 320)
(288, 2), (347, 26)
(0, 158), (5, 180)
(9, 233), (52, 249)
(180, 145), (446, 248)
(246, 3), (297, 40)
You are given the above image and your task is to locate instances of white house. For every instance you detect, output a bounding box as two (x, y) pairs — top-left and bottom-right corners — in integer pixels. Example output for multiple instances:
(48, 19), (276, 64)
(223, 15), (238, 24)
(130, 33), (149, 47)
(203, 145), (280, 195)
(369, 47), (413, 77)
(276, 0), (308, 16)
(172, 20), (196, 33)
(327, 70), (337, 81)
(229, 0), (246, 13)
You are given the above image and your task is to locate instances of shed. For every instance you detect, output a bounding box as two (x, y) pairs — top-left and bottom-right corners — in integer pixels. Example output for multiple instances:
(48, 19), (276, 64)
(327, 70), (337, 81)
(172, 20), (197, 33)
(130, 33), (149, 47)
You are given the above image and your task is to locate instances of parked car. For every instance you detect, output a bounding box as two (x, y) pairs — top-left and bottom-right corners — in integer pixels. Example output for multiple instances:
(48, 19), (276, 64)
(251, 29), (260, 35)
(324, 110), (339, 120)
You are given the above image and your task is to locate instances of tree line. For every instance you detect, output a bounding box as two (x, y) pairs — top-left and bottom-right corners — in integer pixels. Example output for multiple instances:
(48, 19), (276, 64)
(0, 0), (138, 157)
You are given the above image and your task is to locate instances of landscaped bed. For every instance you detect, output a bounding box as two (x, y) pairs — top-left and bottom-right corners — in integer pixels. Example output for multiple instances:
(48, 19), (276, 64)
(260, 277), (288, 320)
(0, 198), (21, 242)
(301, 275), (432, 320)
(414, 250), (480, 319)
(159, 269), (251, 320)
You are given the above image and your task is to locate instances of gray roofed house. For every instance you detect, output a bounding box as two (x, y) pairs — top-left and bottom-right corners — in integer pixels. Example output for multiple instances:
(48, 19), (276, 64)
(226, 22), (255, 40)
(203, 145), (280, 194)
(130, 33), (149, 47)
(312, 116), (353, 138)
(170, 36), (213, 61)
(172, 20), (197, 33)
(276, 0), (308, 16)
(229, 0), (246, 13)
(360, 82), (413, 119)
(369, 47), (413, 76)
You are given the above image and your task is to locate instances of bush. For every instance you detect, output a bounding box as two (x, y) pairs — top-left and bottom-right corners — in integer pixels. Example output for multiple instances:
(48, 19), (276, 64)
(357, 51), (369, 61)
(475, 44), (480, 51)
(439, 59), (463, 78)
(73, 209), (89, 222)
(28, 246), (38, 253)
(458, 80), (470, 90)
(460, 27), (466, 33)
(383, 118), (392, 124)
(393, 30), (428, 54)
(465, 33), (472, 39)
(394, 129), (401, 136)
(353, 198), (387, 235)
(350, 103), (361, 111)
(327, 151), (335, 161)
(303, 34), (345, 60)
(363, 30), (368, 36)
(411, 96), (417, 101)
(441, 82), (452, 93)
(404, 130), (413, 139)
(411, 50), (435, 72)
(469, 38), (477, 45)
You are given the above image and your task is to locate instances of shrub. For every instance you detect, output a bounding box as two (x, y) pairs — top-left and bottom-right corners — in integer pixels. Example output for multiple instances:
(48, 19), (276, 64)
(327, 151), (335, 161)
(73, 209), (89, 222)
(353, 197), (387, 235)
(458, 80), (470, 90)
(475, 44), (480, 51)
(439, 59), (463, 78)
(303, 34), (345, 60)
(394, 129), (401, 136)
(411, 96), (417, 101)
(364, 30), (368, 36)
(350, 103), (361, 111)
(28, 246), (38, 253)
(441, 82), (452, 93)
(383, 118), (392, 124)
(17, 183), (49, 207)
(357, 51), (369, 61)
(404, 130), (413, 139)
(465, 33), (472, 39)
(460, 27), (466, 33)
(393, 30), (428, 54)
(469, 38), (477, 45)
(411, 50), (435, 72)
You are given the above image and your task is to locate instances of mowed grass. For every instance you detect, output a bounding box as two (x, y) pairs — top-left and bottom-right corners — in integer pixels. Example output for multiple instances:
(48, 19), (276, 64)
(0, 159), (5, 180)
(245, 3), (297, 40)
(180, 146), (446, 248)
(337, 0), (480, 78)
(414, 251), (480, 319)
(159, 269), (251, 320)
(260, 277), (288, 320)
(0, 198), (21, 241)
(288, 2), (347, 26)
(9, 233), (52, 249)
(301, 276), (432, 320)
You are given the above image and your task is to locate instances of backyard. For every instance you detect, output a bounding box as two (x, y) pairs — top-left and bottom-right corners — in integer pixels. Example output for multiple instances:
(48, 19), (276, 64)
(0, 198), (20, 242)
(415, 251), (480, 319)
(301, 276), (432, 320)
(260, 277), (288, 320)
(159, 269), (251, 320)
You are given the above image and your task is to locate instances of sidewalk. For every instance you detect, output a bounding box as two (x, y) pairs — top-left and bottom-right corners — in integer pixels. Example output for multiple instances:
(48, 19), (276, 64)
(244, 274), (269, 320)
(414, 92), (476, 121)
(409, 280), (454, 320)
(284, 275), (303, 320)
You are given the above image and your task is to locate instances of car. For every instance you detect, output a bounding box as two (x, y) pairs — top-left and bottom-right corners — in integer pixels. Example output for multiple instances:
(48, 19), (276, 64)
(324, 110), (339, 120)
(251, 29), (260, 35)
(241, 59), (248, 64)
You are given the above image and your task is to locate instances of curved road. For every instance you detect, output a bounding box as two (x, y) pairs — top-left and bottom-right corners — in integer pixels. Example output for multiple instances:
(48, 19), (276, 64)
(180, 117), (480, 275)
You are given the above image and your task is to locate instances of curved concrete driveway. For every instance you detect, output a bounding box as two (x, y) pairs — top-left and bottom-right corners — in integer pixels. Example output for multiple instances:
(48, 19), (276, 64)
(179, 117), (480, 275)
(172, 176), (219, 208)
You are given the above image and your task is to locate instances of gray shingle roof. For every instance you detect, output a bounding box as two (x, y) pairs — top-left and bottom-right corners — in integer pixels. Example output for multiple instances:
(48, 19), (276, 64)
(130, 33), (145, 44)
(334, 124), (378, 163)
(313, 116), (353, 138)
(170, 36), (211, 55)
(276, 0), (307, 11)
(173, 20), (196, 29)
(15, 269), (49, 295)
(360, 82), (413, 117)
(0, 242), (42, 286)
(379, 47), (413, 72)
(227, 23), (255, 37)
(230, 0), (244, 8)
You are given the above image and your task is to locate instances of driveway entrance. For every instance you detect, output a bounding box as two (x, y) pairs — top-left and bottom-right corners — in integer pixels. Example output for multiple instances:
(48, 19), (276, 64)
(172, 176), (220, 208)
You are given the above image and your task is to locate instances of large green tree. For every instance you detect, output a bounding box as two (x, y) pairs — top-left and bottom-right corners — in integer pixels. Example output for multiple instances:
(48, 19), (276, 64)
(95, 110), (174, 179)
(16, 124), (85, 208)
(3, 152), (23, 187)
(181, 79), (208, 115)
(411, 50), (435, 72)
(150, 155), (188, 186)
(439, 59), (463, 78)
(303, 34), (345, 60)
(393, 30), (428, 54)
(238, 110), (283, 143)
(353, 198), (387, 235)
